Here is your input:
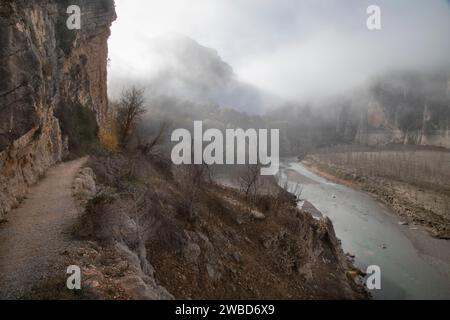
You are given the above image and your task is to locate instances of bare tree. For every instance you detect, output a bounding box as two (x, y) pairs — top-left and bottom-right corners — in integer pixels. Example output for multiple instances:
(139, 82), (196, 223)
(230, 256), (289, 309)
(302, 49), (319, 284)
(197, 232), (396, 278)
(238, 164), (262, 200)
(116, 87), (146, 147)
(177, 164), (210, 220)
(138, 121), (170, 156)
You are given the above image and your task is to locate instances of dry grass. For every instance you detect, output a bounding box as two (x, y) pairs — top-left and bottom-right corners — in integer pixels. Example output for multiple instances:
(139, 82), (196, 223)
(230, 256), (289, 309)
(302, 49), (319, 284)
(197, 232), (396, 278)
(77, 154), (367, 299)
(315, 146), (450, 194)
(309, 146), (450, 238)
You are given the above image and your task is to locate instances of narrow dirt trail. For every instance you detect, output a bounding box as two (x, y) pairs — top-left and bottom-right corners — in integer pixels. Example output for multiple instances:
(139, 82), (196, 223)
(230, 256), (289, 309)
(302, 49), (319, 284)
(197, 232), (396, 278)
(0, 157), (87, 299)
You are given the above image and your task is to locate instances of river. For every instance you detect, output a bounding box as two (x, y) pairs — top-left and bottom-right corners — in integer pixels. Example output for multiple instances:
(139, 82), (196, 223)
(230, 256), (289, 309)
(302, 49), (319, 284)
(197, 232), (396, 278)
(279, 160), (450, 300)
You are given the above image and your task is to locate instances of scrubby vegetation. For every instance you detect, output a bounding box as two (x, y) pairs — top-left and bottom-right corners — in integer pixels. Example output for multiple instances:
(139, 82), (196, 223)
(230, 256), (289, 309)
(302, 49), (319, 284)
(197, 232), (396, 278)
(71, 152), (367, 299)
(57, 85), (367, 299)
(115, 87), (146, 148)
(55, 100), (99, 157)
(98, 87), (147, 154)
(55, 87), (148, 157)
(99, 108), (120, 153)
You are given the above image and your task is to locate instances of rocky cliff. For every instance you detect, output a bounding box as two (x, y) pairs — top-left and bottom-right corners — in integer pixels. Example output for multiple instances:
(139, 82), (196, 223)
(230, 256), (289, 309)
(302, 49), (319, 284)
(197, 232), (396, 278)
(356, 72), (450, 148)
(0, 0), (116, 220)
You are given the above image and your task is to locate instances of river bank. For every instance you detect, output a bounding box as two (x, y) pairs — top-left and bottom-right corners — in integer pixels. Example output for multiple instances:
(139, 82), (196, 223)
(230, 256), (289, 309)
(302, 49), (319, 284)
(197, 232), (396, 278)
(303, 154), (450, 239)
(279, 160), (450, 299)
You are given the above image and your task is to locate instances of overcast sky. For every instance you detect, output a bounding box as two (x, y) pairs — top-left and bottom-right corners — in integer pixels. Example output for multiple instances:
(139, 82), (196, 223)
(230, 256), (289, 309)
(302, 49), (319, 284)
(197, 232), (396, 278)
(108, 0), (450, 102)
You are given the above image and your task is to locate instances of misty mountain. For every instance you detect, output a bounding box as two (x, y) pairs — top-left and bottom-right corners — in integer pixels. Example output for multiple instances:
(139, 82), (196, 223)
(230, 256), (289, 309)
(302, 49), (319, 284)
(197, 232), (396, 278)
(263, 70), (450, 155)
(110, 34), (280, 115)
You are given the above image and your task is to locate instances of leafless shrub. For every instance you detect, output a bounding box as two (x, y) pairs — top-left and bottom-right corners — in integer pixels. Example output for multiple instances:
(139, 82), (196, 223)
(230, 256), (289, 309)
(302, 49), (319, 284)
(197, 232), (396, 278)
(175, 164), (210, 220)
(237, 164), (264, 201)
(138, 121), (170, 156)
(274, 174), (302, 210)
(137, 121), (173, 177)
(75, 193), (120, 245)
(116, 87), (147, 148)
(250, 176), (299, 214)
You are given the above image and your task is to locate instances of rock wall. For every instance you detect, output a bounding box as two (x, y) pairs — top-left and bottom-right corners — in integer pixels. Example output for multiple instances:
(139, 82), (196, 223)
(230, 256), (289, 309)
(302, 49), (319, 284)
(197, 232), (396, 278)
(356, 101), (450, 148)
(355, 99), (405, 146)
(355, 72), (450, 148)
(0, 0), (116, 220)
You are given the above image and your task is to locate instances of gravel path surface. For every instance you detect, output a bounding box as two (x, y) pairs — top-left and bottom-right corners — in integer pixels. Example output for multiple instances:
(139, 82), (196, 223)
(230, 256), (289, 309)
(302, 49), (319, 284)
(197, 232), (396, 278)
(0, 158), (87, 299)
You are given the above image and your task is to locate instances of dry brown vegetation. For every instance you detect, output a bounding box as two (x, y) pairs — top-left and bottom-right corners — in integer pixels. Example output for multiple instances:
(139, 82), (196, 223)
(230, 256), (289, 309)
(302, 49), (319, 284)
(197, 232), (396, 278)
(73, 153), (367, 299)
(99, 107), (120, 153)
(116, 87), (147, 147)
(314, 146), (450, 193)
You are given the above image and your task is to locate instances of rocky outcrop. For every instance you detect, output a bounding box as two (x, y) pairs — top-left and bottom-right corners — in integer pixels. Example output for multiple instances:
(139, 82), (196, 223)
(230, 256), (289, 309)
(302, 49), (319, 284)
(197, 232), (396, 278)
(73, 166), (97, 201)
(71, 164), (174, 300)
(356, 99), (450, 148)
(0, 0), (116, 220)
(356, 73), (450, 148)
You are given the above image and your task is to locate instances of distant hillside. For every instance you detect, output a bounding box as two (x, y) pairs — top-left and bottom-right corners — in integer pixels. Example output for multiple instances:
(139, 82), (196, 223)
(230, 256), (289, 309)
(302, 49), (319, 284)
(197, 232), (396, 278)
(357, 71), (450, 148)
(265, 70), (450, 155)
(110, 34), (281, 115)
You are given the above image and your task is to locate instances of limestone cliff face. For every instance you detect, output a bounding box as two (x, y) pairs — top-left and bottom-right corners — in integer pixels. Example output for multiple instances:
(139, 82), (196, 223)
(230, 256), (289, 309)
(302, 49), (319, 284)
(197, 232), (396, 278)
(356, 99), (450, 148)
(356, 72), (450, 148)
(0, 0), (116, 219)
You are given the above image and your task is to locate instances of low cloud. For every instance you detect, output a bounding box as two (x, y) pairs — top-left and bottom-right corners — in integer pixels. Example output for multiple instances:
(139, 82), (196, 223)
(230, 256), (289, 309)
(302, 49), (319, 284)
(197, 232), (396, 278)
(109, 0), (450, 103)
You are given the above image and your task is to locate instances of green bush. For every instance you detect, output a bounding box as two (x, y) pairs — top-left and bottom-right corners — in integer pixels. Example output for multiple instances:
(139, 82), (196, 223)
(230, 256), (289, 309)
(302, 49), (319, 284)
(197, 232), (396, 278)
(55, 100), (99, 156)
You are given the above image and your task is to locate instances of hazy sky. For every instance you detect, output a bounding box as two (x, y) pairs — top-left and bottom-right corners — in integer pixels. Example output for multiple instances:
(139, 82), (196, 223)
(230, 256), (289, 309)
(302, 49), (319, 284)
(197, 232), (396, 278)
(108, 0), (450, 101)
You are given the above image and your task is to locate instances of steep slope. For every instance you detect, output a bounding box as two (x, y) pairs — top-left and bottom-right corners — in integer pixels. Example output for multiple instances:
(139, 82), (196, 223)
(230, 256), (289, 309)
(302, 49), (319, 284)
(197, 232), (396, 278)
(0, 0), (116, 220)
(70, 155), (368, 299)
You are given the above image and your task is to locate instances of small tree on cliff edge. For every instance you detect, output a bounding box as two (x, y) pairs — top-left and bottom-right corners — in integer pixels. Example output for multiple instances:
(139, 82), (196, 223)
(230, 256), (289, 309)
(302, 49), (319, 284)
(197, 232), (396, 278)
(116, 87), (146, 148)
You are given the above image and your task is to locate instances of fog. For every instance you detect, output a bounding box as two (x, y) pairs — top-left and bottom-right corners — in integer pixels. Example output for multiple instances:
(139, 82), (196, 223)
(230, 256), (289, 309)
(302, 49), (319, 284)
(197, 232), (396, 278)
(108, 0), (450, 104)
